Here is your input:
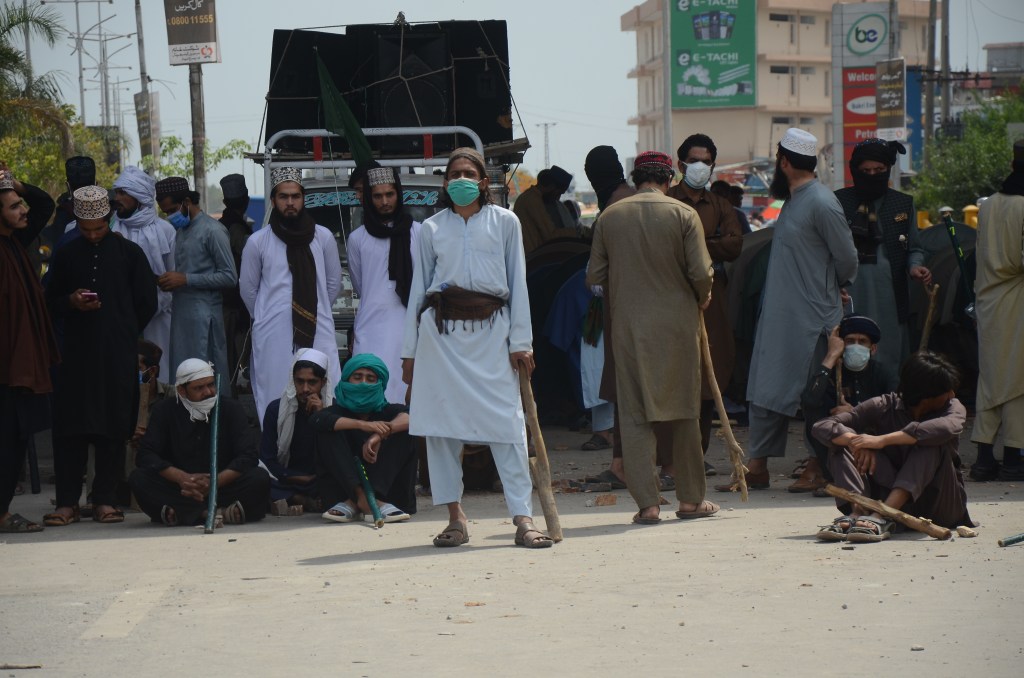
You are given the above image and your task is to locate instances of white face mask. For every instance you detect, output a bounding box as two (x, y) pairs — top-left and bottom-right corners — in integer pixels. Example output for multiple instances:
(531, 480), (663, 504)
(180, 394), (218, 422)
(843, 344), (871, 372)
(683, 161), (712, 189)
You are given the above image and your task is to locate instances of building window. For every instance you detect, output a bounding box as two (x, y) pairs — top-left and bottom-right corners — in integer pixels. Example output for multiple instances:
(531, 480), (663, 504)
(800, 16), (816, 25)
(772, 116), (793, 125)
(800, 66), (816, 75)
(825, 69), (831, 97)
(770, 65), (794, 74)
(769, 13), (793, 22)
(825, 20), (830, 45)
(800, 117), (815, 125)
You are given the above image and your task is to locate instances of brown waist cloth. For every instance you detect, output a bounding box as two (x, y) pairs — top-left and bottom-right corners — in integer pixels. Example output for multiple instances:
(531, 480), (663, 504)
(422, 286), (506, 334)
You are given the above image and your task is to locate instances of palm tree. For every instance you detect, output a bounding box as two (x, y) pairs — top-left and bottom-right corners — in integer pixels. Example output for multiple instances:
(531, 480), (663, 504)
(0, 1), (71, 150)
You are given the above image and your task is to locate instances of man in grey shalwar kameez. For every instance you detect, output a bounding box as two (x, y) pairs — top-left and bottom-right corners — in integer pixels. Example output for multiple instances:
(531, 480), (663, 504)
(155, 177), (236, 383)
(728, 129), (858, 490)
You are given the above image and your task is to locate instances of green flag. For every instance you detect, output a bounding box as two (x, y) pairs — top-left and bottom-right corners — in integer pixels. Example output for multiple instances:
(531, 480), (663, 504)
(316, 52), (374, 166)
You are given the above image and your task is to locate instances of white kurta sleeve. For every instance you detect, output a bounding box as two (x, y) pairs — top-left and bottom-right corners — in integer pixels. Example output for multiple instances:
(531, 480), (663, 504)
(239, 236), (261, 315)
(348, 230), (364, 298)
(504, 211), (533, 353)
(401, 223), (435, 359)
(322, 230), (342, 303)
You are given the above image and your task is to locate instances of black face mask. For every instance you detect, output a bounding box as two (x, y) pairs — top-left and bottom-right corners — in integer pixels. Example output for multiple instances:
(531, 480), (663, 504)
(851, 169), (889, 203)
(769, 158), (790, 200)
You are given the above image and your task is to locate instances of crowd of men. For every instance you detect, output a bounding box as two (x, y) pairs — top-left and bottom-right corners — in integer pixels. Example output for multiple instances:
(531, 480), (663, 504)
(3, 133), (1021, 546)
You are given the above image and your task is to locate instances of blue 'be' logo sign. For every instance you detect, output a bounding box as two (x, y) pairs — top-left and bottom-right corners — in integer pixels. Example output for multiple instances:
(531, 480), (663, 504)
(847, 13), (888, 56)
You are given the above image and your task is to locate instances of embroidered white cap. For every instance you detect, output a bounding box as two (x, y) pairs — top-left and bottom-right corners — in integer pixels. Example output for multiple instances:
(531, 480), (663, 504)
(779, 128), (818, 157)
(72, 185), (111, 220)
(271, 167), (303, 190)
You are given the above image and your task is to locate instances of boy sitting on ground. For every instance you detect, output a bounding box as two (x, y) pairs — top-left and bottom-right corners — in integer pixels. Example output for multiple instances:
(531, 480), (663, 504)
(811, 351), (973, 542)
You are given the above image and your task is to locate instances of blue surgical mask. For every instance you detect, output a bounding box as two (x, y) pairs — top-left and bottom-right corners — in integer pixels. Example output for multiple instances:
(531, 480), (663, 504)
(168, 209), (190, 230)
(843, 344), (871, 372)
(447, 178), (481, 207)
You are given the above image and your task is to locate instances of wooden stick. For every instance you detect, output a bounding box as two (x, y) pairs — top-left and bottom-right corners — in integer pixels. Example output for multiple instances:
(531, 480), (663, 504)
(918, 283), (940, 351)
(998, 532), (1024, 547)
(824, 483), (952, 540)
(699, 313), (748, 501)
(835, 357), (844, 405)
(203, 375), (221, 535)
(518, 370), (563, 542)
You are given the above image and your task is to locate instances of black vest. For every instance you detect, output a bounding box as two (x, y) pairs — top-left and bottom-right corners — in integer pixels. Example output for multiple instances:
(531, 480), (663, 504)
(835, 187), (914, 323)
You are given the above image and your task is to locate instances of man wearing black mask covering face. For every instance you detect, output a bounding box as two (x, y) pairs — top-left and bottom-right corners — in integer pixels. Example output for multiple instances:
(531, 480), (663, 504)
(834, 138), (931, 380)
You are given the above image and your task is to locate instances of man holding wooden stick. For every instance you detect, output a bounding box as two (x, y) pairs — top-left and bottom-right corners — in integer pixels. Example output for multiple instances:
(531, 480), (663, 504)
(811, 352), (973, 542)
(587, 151), (718, 524)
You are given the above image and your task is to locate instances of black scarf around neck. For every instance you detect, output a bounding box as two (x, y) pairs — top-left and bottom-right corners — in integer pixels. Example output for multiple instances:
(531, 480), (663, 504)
(362, 184), (414, 307)
(269, 208), (318, 348)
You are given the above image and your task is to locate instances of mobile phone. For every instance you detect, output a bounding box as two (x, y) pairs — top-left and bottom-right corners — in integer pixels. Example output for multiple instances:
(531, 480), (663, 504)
(81, 291), (98, 301)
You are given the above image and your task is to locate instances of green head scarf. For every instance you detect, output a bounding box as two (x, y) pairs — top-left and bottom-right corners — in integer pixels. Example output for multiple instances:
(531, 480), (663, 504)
(335, 353), (390, 413)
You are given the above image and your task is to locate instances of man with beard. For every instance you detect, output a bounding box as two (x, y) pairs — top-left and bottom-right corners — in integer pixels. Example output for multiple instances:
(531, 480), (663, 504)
(667, 134), (743, 478)
(720, 129), (857, 491)
(155, 177), (236, 384)
(131, 358), (269, 526)
(969, 139), (1024, 482)
(240, 167), (342, 424)
(348, 166), (422, 403)
(513, 165), (579, 254)
(834, 139), (930, 378)
(44, 186), (157, 526)
(0, 168), (59, 533)
(218, 174), (253, 388)
(112, 166), (176, 378)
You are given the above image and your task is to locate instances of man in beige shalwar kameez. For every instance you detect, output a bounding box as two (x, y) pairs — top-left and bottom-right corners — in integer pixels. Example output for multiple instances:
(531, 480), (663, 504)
(970, 140), (1024, 482)
(587, 151), (717, 524)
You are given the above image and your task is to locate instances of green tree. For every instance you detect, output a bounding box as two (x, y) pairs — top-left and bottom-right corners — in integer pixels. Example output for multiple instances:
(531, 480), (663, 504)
(143, 135), (251, 180)
(912, 91), (1024, 218)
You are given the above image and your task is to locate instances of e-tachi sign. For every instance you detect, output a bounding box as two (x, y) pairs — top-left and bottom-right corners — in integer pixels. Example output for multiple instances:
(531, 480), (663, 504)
(163, 0), (220, 66)
(670, 0), (756, 109)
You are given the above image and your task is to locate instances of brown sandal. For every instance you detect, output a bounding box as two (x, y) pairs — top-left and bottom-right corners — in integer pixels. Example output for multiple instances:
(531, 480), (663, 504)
(93, 506), (125, 523)
(432, 521), (469, 547)
(514, 521), (553, 548)
(43, 506), (80, 527)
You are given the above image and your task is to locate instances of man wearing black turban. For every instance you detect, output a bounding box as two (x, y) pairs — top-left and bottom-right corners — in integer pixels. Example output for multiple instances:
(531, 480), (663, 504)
(834, 138), (931, 379)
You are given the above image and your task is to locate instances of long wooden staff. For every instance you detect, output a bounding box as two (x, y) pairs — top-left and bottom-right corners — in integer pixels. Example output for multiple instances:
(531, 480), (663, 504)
(203, 375), (221, 534)
(518, 370), (563, 542)
(699, 313), (748, 501)
(918, 283), (940, 351)
(824, 483), (952, 540)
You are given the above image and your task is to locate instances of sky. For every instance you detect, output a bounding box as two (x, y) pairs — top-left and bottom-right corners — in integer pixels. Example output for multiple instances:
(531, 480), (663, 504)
(21, 0), (1024, 196)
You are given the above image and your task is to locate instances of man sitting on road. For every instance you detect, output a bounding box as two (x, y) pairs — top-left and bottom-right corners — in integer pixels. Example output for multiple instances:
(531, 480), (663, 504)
(812, 351), (973, 542)
(130, 359), (269, 526)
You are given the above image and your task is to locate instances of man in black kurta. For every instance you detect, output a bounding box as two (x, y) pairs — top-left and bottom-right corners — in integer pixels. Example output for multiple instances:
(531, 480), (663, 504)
(43, 186), (158, 525)
(130, 360), (269, 526)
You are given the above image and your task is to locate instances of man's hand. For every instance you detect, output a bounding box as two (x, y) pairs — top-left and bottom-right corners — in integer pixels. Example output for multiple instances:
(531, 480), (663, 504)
(158, 271), (187, 291)
(131, 425), (147, 444)
(699, 293), (712, 311)
(402, 358), (414, 386)
(362, 420), (391, 437)
(362, 434), (382, 464)
(178, 473), (210, 502)
(70, 289), (101, 312)
(910, 266), (933, 287)
(852, 447), (877, 475)
(0, 165), (24, 194)
(305, 393), (323, 414)
(510, 350), (535, 376)
(824, 325), (845, 367)
(829, 403), (855, 416)
(848, 434), (885, 453)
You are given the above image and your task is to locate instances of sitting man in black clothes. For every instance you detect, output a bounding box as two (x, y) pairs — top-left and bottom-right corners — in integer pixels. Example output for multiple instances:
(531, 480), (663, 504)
(259, 348), (334, 513)
(130, 359), (269, 526)
(313, 353), (416, 524)
(790, 314), (898, 494)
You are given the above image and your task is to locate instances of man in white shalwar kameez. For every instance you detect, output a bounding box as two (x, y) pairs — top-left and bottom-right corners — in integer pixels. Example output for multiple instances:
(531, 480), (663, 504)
(729, 129), (858, 491)
(112, 166), (176, 379)
(401, 147), (553, 549)
(349, 166), (421, 403)
(240, 167), (342, 425)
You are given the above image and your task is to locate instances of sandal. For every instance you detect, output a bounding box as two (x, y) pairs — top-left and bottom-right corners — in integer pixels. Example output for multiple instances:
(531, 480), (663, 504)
(514, 520), (553, 548)
(580, 433), (612, 451)
(160, 505), (180, 527)
(659, 473), (676, 491)
(433, 520), (469, 547)
(221, 500), (246, 525)
(364, 502), (410, 523)
(322, 502), (362, 523)
(0, 513), (44, 533)
(582, 469), (627, 490)
(43, 506), (80, 527)
(790, 458), (811, 479)
(816, 515), (858, 541)
(93, 507), (125, 524)
(847, 516), (893, 543)
(675, 499), (719, 520)
(632, 511), (662, 525)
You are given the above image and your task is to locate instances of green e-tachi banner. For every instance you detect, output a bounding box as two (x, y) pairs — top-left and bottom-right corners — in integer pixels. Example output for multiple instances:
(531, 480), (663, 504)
(670, 0), (756, 109)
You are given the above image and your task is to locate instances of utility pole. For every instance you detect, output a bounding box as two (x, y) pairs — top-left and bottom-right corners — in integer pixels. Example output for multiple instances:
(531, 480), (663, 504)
(940, 0), (951, 127)
(537, 122), (556, 168)
(190, 64), (207, 211)
(22, 0), (31, 87)
(134, 0), (155, 166)
(41, 0), (112, 124)
(924, 0), (937, 165)
(888, 0), (901, 188)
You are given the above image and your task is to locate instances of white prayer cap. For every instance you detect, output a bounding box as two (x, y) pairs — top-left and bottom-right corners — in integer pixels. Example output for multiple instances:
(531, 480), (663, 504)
(72, 185), (111, 220)
(271, 167), (303, 190)
(175, 358), (215, 386)
(779, 128), (818, 157)
(293, 347), (330, 371)
(938, 205), (954, 213)
(366, 166), (396, 187)
(0, 170), (14, 191)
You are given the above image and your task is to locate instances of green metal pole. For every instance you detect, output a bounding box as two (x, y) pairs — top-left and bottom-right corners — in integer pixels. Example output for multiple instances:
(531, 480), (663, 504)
(355, 456), (384, 528)
(203, 375), (221, 534)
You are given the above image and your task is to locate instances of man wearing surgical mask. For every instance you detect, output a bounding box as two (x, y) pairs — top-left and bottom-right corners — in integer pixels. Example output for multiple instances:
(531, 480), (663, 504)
(793, 314), (897, 493)
(667, 134), (744, 478)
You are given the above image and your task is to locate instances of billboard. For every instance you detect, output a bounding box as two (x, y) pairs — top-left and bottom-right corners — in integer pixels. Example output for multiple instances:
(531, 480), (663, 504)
(134, 91), (160, 163)
(875, 57), (906, 142)
(163, 0), (220, 65)
(670, 0), (756, 109)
